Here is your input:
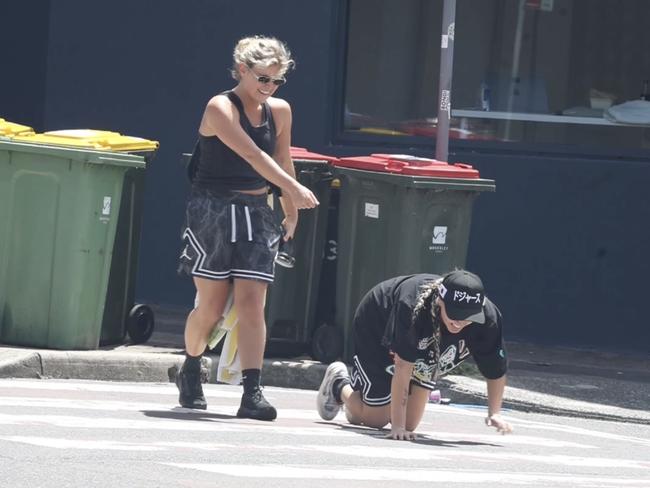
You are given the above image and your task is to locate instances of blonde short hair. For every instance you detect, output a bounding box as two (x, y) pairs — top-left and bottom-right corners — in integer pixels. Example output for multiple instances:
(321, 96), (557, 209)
(231, 35), (295, 80)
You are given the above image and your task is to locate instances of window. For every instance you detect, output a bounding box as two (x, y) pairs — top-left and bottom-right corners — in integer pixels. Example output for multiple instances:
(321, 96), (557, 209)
(343, 0), (650, 151)
(343, 0), (443, 139)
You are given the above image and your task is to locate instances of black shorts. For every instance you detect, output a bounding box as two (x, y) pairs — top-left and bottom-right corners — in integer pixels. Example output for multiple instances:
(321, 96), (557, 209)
(178, 187), (283, 283)
(350, 354), (436, 407)
(350, 285), (437, 406)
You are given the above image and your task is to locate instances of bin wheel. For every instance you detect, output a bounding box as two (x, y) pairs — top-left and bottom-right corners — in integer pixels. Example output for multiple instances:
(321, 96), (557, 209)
(127, 304), (155, 344)
(311, 323), (343, 363)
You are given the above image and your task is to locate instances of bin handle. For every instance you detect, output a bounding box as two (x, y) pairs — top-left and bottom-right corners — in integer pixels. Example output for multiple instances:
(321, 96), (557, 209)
(88, 155), (145, 168)
(298, 169), (335, 182)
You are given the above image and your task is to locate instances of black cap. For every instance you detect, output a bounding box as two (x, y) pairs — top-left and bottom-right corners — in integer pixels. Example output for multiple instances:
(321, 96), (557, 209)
(439, 270), (486, 324)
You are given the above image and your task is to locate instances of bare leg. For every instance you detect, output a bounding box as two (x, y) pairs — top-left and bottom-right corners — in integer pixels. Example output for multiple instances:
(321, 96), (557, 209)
(233, 278), (268, 370)
(184, 277), (231, 356)
(341, 385), (391, 429)
(342, 383), (431, 432)
(232, 278), (276, 421)
(176, 277), (231, 409)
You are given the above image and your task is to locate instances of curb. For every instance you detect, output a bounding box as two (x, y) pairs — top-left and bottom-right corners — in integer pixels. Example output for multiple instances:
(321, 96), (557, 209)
(0, 350), (184, 383)
(0, 351), (43, 379)
(442, 375), (650, 426)
(0, 349), (328, 389)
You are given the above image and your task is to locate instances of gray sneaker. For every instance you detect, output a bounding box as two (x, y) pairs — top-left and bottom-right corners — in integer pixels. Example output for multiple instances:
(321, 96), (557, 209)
(317, 361), (349, 421)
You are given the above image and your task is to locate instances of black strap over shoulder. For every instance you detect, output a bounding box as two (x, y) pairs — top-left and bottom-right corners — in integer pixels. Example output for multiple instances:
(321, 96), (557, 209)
(225, 91), (248, 125)
(185, 139), (200, 182)
(225, 90), (273, 130)
(263, 101), (276, 135)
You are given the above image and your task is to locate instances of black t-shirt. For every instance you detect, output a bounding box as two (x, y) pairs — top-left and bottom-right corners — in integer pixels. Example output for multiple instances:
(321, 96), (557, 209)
(353, 274), (507, 383)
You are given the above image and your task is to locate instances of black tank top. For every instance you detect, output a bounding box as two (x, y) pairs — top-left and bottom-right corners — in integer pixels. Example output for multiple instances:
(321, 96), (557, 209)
(193, 91), (277, 191)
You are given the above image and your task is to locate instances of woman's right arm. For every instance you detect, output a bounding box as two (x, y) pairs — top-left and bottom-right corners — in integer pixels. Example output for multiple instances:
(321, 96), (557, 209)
(388, 353), (416, 440)
(201, 95), (318, 209)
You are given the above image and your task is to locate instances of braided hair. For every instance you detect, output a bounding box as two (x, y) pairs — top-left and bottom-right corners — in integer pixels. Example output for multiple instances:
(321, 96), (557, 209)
(410, 280), (442, 370)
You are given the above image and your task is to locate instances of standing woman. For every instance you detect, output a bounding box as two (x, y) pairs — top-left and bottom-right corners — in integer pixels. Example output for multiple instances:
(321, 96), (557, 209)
(177, 36), (318, 420)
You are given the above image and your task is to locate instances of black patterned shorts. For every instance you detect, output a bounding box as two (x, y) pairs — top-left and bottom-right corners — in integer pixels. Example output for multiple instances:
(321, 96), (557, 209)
(178, 187), (283, 283)
(350, 353), (436, 407)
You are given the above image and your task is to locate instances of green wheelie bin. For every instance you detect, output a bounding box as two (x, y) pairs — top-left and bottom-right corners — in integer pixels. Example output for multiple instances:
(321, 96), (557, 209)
(330, 154), (496, 361)
(0, 129), (158, 349)
(264, 147), (336, 359)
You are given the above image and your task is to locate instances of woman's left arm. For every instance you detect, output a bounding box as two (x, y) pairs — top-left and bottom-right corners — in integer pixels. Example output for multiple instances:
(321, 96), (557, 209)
(271, 98), (299, 239)
(388, 353), (416, 440)
(485, 375), (513, 434)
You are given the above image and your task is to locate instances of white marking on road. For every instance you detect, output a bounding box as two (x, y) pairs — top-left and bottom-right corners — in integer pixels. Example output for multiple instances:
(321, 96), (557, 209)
(506, 417), (650, 447)
(0, 392), (604, 449)
(0, 379), (239, 398)
(0, 411), (598, 449)
(163, 463), (650, 486)
(284, 444), (649, 469)
(427, 403), (650, 446)
(0, 396), (339, 420)
(0, 413), (355, 436)
(3, 436), (648, 470)
(0, 378), (314, 398)
(560, 384), (600, 390)
(0, 436), (163, 451)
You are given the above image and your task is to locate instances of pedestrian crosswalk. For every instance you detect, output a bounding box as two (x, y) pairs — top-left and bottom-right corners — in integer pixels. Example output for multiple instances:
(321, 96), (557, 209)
(0, 378), (649, 488)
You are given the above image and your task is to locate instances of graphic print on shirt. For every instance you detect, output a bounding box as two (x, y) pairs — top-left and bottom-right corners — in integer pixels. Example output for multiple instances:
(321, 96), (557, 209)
(438, 340), (470, 375)
(385, 360), (436, 384)
(386, 338), (471, 381)
(417, 335), (436, 350)
(412, 360), (436, 383)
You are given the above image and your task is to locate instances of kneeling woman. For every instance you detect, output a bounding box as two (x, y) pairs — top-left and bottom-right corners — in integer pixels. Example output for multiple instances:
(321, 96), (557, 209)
(317, 270), (513, 439)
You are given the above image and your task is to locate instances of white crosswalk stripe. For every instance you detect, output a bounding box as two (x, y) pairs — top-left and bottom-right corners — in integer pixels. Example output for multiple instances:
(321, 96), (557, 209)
(0, 378), (649, 487)
(163, 463), (650, 486)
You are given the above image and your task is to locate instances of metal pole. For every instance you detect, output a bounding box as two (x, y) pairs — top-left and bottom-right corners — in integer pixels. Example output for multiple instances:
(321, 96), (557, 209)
(435, 0), (456, 162)
(504, 0), (527, 141)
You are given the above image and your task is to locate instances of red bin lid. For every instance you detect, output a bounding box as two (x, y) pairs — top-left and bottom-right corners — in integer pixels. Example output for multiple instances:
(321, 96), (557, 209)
(290, 146), (339, 163)
(334, 153), (480, 178)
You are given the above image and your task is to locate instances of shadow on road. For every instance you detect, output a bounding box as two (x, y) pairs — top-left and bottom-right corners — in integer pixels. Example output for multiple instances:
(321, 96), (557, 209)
(141, 409), (237, 421)
(325, 422), (501, 447)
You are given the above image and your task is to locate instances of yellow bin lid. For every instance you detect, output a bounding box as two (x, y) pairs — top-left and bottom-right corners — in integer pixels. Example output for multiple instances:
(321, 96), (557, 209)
(0, 118), (35, 137)
(13, 129), (159, 152)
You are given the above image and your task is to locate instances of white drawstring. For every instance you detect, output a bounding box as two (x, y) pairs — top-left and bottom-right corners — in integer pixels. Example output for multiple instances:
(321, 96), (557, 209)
(244, 206), (253, 241)
(230, 204), (237, 243)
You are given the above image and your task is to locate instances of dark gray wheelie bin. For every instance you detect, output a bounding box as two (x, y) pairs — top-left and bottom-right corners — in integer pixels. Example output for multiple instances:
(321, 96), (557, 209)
(329, 154), (496, 362)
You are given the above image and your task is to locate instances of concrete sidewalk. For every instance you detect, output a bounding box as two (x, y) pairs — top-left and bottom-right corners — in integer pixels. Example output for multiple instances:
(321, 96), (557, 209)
(1, 306), (648, 425)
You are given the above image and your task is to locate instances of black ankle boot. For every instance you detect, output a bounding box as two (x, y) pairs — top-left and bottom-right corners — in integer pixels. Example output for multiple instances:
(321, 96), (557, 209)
(175, 367), (207, 410)
(236, 388), (277, 421)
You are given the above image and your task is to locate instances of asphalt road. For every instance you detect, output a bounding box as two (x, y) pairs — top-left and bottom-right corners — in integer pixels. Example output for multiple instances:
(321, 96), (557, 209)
(0, 378), (649, 488)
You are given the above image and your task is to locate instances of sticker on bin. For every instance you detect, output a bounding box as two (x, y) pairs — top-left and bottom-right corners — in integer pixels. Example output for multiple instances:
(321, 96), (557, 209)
(364, 202), (379, 219)
(100, 196), (112, 223)
(334, 154), (480, 178)
(431, 226), (447, 244)
(102, 197), (112, 216)
(429, 226), (449, 253)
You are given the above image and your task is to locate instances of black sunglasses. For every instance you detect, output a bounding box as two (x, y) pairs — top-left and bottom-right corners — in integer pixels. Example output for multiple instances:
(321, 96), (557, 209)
(248, 67), (286, 86)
